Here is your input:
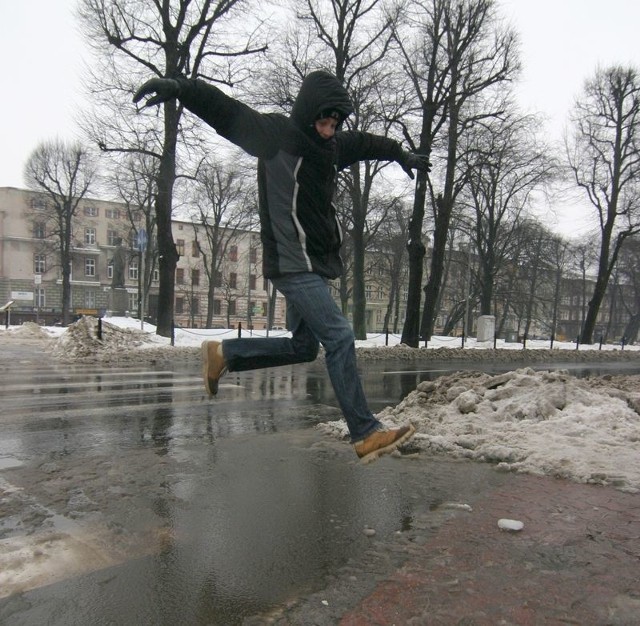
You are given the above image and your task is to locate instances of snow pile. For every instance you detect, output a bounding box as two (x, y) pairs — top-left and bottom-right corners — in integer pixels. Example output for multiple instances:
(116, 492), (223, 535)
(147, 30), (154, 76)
(319, 367), (640, 493)
(51, 316), (154, 361)
(49, 316), (197, 363)
(4, 321), (51, 341)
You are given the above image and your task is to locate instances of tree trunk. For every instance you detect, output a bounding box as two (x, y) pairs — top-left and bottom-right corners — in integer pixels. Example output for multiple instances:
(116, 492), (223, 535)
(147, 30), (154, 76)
(400, 174), (428, 347)
(350, 169), (367, 339)
(623, 312), (640, 344)
(420, 92), (460, 340)
(155, 103), (180, 338)
(581, 226), (618, 344)
(420, 193), (451, 339)
(581, 275), (608, 344)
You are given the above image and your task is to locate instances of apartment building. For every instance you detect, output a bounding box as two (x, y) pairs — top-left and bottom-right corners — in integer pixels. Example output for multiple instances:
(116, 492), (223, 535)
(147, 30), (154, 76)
(171, 218), (287, 329)
(0, 187), (286, 329)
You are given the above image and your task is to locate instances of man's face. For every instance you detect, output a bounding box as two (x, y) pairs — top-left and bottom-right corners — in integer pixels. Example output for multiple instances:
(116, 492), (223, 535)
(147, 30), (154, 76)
(314, 117), (339, 140)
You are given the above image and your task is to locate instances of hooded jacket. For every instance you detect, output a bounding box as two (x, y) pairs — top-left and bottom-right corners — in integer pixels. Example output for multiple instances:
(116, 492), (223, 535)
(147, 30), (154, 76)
(177, 71), (404, 279)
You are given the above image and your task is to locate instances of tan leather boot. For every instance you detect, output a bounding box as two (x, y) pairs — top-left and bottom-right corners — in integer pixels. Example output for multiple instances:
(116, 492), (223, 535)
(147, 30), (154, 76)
(201, 340), (227, 396)
(354, 424), (416, 464)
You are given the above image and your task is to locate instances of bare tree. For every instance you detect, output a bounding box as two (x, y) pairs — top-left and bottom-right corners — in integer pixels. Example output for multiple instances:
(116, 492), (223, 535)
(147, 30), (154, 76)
(110, 152), (159, 321)
(392, 0), (519, 345)
(547, 233), (572, 344)
(516, 221), (556, 340)
(374, 200), (411, 333)
(440, 234), (474, 336)
(24, 140), (98, 326)
(460, 107), (557, 317)
(566, 65), (640, 343)
(189, 158), (254, 327)
(78, 0), (267, 337)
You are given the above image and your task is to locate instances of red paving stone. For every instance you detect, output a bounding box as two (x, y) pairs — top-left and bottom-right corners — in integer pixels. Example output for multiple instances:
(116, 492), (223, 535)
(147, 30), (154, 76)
(340, 475), (640, 625)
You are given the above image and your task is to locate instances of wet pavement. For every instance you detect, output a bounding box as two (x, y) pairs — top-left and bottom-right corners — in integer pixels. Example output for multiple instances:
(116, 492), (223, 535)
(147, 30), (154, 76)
(333, 475), (640, 626)
(1, 342), (639, 625)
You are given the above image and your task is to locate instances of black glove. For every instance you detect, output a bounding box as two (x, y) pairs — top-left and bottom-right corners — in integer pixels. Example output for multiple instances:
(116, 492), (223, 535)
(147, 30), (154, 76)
(399, 150), (431, 179)
(133, 78), (181, 108)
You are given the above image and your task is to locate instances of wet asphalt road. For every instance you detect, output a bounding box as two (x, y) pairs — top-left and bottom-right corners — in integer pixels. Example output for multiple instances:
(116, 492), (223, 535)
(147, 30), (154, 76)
(1, 344), (640, 625)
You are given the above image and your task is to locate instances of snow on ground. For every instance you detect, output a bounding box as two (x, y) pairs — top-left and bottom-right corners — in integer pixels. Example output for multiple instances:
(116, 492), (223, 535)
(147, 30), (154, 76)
(2, 316), (640, 492)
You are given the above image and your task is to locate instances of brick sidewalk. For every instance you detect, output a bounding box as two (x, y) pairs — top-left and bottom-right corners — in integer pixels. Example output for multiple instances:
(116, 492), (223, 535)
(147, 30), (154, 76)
(340, 475), (640, 625)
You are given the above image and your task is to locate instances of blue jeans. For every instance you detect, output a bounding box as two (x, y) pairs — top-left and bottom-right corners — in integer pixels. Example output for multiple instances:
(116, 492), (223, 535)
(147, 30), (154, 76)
(221, 272), (381, 442)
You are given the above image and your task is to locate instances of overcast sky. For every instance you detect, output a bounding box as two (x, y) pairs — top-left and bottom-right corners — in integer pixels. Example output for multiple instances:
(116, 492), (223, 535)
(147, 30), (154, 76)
(1, 0), (639, 236)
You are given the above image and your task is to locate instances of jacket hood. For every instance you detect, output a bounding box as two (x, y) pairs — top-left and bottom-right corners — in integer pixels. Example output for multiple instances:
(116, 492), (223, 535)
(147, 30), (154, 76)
(290, 71), (354, 131)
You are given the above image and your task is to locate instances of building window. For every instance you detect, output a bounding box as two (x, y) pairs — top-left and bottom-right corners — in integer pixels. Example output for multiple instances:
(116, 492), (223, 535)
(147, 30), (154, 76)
(214, 271), (222, 287)
(153, 268), (159, 282)
(85, 290), (96, 308)
(33, 222), (46, 239)
(365, 286), (372, 300)
(129, 258), (139, 280)
(176, 239), (185, 256)
(107, 230), (120, 246)
(229, 272), (237, 289)
(85, 228), (96, 245)
(84, 206), (99, 217)
(263, 278), (269, 292)
(213, 299), (221, 315)
(190, 297), (199, 315)
(250, 247), (257, 263)
(176, 268), (185, 284)
(192, 241), (200, 257)
(228, 300), (236, 315)
(129, 293), (138, 312)
(34, 254), (46, 274)
(105, 208), (120, 220)
(261, 301), (268, 316)
(229, 245), (238, 262)
(192, 269), (200, 286)
(175, 297), (184, 314)
(30, 195), (48, 209)
(85, 258), (96, 277)
(35, 287), (45, 308)
(249, 274), (257, 290)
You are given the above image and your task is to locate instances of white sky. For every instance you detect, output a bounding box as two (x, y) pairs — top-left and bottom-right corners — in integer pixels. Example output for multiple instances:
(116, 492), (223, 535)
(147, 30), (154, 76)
(0, 0), (639, 236)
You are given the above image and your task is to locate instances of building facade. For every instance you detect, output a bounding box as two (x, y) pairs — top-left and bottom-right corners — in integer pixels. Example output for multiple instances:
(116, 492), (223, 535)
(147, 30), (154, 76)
(0, 187), (286, 329)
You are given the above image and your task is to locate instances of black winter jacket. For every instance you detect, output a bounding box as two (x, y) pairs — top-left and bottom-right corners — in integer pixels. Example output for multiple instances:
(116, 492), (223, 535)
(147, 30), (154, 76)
(177, 71), (405, 279)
